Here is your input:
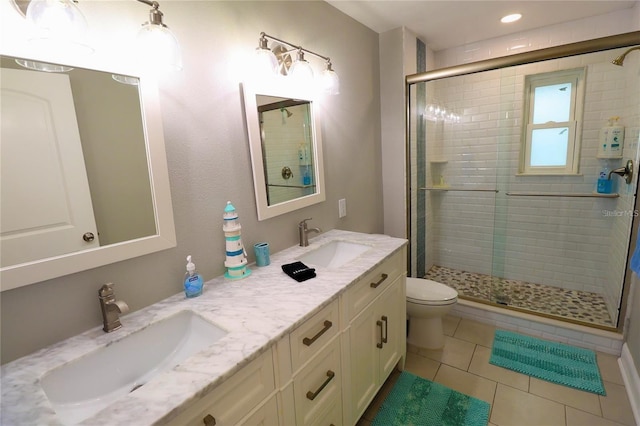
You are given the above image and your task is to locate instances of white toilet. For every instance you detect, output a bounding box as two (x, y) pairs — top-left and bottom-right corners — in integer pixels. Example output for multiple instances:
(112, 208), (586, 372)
(406, 277), (458, 350)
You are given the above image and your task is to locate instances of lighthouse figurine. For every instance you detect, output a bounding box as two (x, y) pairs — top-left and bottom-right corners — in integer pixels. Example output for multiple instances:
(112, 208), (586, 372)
(223, 201), (251, 280)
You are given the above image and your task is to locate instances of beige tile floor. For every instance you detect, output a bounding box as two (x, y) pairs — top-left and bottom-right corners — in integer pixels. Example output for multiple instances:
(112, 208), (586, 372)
(358, 316), (637, 426)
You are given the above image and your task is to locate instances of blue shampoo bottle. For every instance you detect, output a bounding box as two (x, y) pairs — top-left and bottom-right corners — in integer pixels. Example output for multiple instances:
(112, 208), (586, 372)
(184, 255), (203, 298)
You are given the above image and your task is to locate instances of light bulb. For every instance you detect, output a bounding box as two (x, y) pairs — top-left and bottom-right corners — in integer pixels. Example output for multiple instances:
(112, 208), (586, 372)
(255, 47), (278, 75)
(322, 62), (340, 95)
(289, 50), (314, 85)
(254, 34), (278, 76)
(25, 0), (92, 55)
(136, 22), (183, 72)
(501, 13), (522, 23)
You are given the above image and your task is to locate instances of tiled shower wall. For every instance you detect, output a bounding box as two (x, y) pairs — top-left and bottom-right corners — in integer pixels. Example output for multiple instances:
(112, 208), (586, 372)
(604, 51), (639, 322)
(423, 47), (638, 320)
(261, 108), (314, 205)
(410, 6), (639, 325)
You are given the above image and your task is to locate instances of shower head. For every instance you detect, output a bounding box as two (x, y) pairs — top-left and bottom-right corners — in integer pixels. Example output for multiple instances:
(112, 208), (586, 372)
(280, 108), (293, 117)
(612, 46), (640, 66)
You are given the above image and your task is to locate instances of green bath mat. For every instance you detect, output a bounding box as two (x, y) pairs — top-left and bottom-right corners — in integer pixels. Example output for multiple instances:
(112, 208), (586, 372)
(490, 330), (606, 395)
(372, 371), (490, 426)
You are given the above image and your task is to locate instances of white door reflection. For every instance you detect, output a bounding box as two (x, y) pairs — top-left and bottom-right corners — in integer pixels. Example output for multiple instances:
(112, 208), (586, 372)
(1, 68), (99, 266)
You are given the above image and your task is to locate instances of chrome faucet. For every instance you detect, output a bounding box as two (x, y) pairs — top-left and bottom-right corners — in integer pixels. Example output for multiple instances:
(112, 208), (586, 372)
(298, 218), (321, 247)
(98, 283), (129, 333)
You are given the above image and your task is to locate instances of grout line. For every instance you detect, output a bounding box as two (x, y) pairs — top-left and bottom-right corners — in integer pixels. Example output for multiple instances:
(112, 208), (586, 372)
(597, 381), (605, 419)
(407, 335), (630, 425)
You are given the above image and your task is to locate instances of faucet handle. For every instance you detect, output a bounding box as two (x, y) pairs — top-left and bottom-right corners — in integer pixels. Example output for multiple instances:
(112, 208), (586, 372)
(299, 218), (313, 227)
(98, 283), (115, 298)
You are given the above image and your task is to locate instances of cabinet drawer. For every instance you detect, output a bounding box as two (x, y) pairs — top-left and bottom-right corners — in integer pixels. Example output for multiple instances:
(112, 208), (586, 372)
(290, 299), (340, 372)
(293, 338), (342, 425)
(307, 391), (342, 426)
(345, 249), (404, 320)
(237, 395), (278, 426)
(165, 349), (275, 426)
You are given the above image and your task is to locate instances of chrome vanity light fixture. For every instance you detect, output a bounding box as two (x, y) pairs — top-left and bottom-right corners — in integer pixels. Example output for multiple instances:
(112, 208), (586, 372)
(255, 32), (279, 74)
(255, 32), (340, 95)
(135, 0), (182, 71)
(15, 0), (182, 72)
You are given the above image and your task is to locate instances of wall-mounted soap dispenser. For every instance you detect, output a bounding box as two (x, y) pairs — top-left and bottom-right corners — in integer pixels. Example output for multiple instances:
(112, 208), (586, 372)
(597, 117), (625, 159)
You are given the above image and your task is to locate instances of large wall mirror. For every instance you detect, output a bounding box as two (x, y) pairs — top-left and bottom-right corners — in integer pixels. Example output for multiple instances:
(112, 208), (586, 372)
(0, 54), (176, 291)
(242, 81), (326, 220)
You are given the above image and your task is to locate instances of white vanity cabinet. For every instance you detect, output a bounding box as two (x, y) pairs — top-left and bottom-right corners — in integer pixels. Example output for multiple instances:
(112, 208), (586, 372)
(278, 299), (343, 426)
(164, 246), (406, 426)
(165, 349), (277, 426)
(292, 338), (342, 425)
(343, 248), (406, 425)
(2, 231), (409, 426)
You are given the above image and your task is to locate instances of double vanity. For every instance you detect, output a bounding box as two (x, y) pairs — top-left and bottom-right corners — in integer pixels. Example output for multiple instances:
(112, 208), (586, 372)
(1, 230), (407, 425)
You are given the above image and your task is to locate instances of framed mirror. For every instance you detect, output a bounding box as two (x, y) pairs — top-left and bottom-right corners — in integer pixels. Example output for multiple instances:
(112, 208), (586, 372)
(0, 54), (176, 291)
(241, 81), (326, 220)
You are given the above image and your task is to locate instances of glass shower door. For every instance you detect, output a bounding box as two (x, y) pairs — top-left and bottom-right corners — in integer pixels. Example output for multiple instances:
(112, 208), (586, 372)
(408, 76), (500, 303)
(490, 52), (640, 328)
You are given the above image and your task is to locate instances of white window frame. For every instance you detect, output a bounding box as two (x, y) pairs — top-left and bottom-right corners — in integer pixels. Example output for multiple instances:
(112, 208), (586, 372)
(520, 68), (586, 175)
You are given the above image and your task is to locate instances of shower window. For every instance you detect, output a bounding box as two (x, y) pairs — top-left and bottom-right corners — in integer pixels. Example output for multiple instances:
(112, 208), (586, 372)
(520, 68), (585, 175)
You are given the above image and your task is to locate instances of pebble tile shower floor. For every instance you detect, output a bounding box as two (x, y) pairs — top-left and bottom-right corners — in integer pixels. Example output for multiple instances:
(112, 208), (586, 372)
(425, 265), (613, 327)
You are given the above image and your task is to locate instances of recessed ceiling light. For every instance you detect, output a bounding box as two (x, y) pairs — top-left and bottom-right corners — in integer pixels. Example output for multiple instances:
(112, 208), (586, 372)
(501, 13), (522, 23)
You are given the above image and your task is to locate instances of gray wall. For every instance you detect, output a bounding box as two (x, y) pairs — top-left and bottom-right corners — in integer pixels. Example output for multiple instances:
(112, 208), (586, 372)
(1, 1), (383, 364)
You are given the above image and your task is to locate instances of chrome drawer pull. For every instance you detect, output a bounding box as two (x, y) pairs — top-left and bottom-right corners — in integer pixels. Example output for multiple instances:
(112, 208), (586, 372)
(376, 320), (384, 348)
(203, 414), (216, 426)
(381, 315), (388, 343)
(306, 370), (335, 400)
(303, 320), (333, 346)
(370, 273), (388, 288)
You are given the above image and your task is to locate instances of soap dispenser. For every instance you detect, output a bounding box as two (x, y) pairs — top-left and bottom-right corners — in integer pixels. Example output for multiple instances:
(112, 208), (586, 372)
(597, 117), (625, 159)
(597, 162), (614, 194)
(184, 255), (204, 298)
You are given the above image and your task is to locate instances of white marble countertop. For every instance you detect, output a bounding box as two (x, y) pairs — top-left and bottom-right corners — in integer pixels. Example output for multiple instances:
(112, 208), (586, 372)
(1, 229), (407, 425)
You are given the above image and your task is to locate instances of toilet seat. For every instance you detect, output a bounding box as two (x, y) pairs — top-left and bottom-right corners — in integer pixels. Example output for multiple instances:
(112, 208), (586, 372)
(406, 278), (458, 306)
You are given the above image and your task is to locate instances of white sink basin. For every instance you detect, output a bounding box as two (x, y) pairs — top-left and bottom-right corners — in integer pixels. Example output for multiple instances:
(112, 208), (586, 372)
(298, 240), (372, 268)
(41, 310), (227, 425)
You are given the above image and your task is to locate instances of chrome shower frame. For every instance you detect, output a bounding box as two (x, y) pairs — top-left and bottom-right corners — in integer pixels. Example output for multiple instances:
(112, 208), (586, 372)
(405, 31), (640, 332)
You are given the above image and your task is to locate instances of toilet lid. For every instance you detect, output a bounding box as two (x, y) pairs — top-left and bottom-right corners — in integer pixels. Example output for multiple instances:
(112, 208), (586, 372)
(406, 278), (458, 304)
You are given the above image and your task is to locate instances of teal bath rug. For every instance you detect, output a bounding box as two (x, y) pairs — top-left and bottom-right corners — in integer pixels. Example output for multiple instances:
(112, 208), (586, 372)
(372, 371), (490, 426)
(490, 329), (606, 395)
